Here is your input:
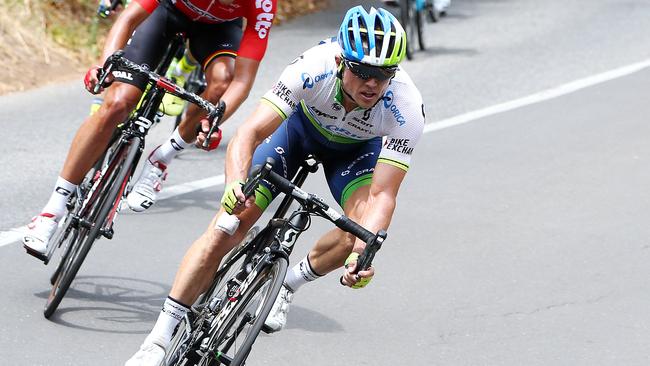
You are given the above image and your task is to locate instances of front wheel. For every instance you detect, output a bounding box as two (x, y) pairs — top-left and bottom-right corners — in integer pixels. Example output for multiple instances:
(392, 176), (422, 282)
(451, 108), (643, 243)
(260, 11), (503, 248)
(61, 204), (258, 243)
(207, 257), (288, 366)
(164, 226), (261, 366)
(44, 137), (140, 318)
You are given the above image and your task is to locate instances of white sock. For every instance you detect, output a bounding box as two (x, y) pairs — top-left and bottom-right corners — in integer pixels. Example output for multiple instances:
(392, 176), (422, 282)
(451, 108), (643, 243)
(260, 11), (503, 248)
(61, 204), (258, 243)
(41, 176), (77, 219)
(149, 128), (192, 165)
(284, 255), (323, 292)
(145, 296), (190, 349)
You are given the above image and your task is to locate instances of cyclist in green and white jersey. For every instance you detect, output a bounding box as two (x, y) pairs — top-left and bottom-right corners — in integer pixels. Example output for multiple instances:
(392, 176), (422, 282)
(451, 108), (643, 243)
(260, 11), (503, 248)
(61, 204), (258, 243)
(125, 6), (425, 365)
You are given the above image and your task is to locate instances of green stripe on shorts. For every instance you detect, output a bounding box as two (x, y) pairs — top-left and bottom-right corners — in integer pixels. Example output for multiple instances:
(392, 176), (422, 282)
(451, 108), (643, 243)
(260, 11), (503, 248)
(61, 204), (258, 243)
(340, 173), (373, 208)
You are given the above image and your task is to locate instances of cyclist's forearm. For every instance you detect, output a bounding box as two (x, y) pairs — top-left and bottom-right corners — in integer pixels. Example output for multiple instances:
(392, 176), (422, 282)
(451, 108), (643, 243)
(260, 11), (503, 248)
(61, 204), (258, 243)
(219, 79), (252, 123)
(224, 103), (284, 184)
(352, 191), (396, 252)
(219, 57), (260, 122)
(99, 3), (149, 63)
(225, 129), (256, 184)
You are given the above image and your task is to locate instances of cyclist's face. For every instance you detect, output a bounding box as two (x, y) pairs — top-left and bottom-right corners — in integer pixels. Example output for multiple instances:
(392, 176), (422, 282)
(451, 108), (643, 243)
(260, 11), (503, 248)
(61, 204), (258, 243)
(341, 66), (391, 109)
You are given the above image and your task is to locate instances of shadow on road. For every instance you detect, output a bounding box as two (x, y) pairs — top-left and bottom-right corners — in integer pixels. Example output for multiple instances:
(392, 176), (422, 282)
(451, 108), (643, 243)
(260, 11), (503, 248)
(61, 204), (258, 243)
(34, 275), (169, 334)
(281, 305), (345, 333)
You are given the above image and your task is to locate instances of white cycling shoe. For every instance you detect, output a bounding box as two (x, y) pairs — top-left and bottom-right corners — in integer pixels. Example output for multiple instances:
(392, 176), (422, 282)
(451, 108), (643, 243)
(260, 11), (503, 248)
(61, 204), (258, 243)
(127, 160), (167, 212)
(263, 285), (294, 333)
(124, 342), (165, 366)
(23, 213), (58, 261)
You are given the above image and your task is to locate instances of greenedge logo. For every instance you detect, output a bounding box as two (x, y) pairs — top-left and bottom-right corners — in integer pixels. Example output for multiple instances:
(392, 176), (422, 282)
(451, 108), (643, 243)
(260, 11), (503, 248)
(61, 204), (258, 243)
(383, 90), (405, 126)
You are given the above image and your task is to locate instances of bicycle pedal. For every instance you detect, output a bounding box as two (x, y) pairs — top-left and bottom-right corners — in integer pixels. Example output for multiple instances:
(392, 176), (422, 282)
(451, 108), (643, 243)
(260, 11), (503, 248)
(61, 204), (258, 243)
(23, 245), (48, 264)
(100, 227), (114, 239)
(261, 324), (276, 334)
(78, 218), (92, 229)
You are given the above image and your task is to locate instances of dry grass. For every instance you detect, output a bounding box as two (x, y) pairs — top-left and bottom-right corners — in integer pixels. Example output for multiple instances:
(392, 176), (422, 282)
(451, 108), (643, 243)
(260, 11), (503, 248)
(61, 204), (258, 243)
(0, 0), (328, 95)
(0, 0), (98, 93)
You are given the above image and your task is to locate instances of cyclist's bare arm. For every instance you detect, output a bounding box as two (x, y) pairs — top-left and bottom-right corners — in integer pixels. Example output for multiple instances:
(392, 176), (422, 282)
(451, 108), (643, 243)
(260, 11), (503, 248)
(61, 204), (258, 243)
(218, 56), (261, 122)
(337, 162), (403, 283)
(340, 161), (404, 286)
(354, 161), (404, 252)
(224, 102), (284, 201)
(99, 2), (150, 64)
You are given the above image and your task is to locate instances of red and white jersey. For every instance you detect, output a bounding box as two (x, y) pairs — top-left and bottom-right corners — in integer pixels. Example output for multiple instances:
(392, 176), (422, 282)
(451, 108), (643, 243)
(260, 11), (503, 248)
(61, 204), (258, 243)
(135, 0), (276, 61)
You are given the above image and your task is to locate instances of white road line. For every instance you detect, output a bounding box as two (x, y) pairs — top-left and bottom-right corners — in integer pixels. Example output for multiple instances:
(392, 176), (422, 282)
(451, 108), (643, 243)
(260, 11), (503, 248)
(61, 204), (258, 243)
(157, 174), (225, 201)
(2, 59), (649, 248)
(424, 59), (650, 133)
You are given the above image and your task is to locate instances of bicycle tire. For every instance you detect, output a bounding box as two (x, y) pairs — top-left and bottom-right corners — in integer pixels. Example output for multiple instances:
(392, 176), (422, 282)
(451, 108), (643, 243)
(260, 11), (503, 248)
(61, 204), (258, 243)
(207, 256), (288, 366)
(401, 0), (415, 60)
(44, 150), (121, 316)
(48, 143), (113, 285)
(48, 206), (84, 286)
(427, 0), (440, 22)
(44, 137), (141, 318)
(164, 226), (260, 366)
(416, 5), (426, 51)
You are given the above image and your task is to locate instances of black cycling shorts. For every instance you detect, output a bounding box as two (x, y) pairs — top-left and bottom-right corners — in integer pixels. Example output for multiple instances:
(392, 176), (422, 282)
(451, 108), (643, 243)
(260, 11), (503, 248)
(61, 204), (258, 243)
(113, 0), (242, 90)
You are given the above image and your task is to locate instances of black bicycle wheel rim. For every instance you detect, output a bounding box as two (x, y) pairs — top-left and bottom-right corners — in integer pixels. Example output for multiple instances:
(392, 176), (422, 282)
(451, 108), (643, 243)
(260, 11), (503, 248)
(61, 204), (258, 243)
(210, 257), (288, 366)
(44, 138), (140, 318)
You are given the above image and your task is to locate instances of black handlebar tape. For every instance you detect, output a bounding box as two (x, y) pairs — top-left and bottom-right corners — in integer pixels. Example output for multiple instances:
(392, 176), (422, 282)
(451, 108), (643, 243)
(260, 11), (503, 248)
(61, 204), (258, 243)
(266, 170), (296, 196)
(336, 216), (374, 243)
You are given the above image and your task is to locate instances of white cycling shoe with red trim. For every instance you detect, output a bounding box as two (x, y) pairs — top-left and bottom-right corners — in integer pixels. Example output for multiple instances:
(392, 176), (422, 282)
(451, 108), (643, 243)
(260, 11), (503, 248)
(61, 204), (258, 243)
(23, 213), (58, 261)
(127, 160), (168, 212)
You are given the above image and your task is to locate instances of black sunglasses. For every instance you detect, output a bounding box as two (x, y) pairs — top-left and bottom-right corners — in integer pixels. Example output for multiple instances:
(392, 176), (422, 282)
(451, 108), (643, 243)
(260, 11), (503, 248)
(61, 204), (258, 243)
(343, 59), (397, 81)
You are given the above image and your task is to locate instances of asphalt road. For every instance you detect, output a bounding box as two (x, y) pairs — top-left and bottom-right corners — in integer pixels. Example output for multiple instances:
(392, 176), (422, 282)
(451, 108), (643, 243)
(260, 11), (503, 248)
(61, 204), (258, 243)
(1, 0), (650, 365)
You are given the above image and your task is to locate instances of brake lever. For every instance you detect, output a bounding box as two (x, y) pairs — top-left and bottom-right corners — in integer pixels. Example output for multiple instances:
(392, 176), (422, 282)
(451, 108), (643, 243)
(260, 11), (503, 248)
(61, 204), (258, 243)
(241, 158), (274, 198)
(202, 100), (226, 149)
(93, 50), (125, 94)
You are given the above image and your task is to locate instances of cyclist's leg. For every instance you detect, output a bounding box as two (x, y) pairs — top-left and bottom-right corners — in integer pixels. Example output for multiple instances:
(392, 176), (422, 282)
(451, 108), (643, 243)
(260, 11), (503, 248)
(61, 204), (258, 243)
(125, 208), (264, 364)
(174, 18), (243, 145)
(60, 84), (142, 185)
(175, 55), (235, 142)
(160, 49), (199, 116)
(128, 20), (242, 212)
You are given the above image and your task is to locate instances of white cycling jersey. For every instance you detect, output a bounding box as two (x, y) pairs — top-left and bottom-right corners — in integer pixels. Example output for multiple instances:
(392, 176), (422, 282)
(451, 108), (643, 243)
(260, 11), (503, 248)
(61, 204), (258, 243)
(261, 39), (425, 171)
